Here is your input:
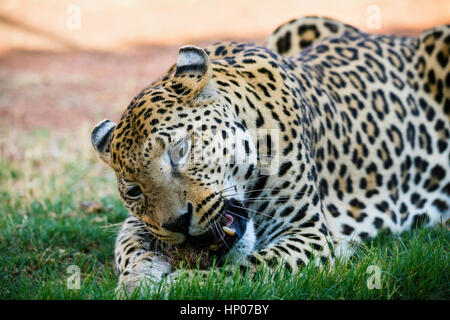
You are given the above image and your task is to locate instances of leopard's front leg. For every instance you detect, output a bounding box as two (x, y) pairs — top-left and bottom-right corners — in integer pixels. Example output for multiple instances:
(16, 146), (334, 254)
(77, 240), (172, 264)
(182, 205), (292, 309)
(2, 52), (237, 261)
(244, 227), (334, 275)
(238, 200), (335, 276)
(114, 214), (173, 296)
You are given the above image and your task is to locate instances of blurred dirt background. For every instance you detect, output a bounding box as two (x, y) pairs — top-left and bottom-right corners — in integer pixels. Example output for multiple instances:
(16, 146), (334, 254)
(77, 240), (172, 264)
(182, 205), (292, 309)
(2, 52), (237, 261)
(0, 0), (449, 131)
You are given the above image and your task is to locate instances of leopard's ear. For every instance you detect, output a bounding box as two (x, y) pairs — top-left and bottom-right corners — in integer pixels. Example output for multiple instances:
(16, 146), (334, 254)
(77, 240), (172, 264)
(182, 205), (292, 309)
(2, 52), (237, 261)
(91, 119), (116, 166)
(171, 45), (213, 100)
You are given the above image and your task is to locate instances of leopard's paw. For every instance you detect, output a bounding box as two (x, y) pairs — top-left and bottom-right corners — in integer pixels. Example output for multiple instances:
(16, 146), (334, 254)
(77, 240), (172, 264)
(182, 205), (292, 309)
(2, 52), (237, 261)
(115, 255), (172, 299)
(115, 273), (155, 299)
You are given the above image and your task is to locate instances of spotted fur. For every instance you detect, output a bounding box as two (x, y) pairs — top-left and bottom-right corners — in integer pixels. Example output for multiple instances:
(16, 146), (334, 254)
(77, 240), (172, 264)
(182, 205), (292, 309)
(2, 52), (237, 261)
(92, 16), (450, 293)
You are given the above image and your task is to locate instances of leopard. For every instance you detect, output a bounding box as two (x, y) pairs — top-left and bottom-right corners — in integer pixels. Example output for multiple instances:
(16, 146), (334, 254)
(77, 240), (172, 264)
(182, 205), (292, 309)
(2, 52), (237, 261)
(91, 16), (450, 295)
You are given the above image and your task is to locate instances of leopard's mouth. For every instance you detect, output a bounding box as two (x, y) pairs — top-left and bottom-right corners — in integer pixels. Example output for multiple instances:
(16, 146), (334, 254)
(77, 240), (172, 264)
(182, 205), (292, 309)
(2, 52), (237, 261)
(181, 199), (248, 257)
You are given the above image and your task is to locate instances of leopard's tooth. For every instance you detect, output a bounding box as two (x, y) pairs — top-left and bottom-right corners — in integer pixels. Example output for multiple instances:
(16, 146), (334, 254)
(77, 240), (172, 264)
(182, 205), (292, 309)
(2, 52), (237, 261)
(209, 244), (219, 251)
(222, 226), (236, 237)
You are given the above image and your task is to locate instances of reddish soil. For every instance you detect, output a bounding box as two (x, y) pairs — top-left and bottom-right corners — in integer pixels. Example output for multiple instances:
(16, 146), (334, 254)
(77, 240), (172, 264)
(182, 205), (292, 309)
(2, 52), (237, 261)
(0, 38), (265, 130)
(0, 0), (448, 130)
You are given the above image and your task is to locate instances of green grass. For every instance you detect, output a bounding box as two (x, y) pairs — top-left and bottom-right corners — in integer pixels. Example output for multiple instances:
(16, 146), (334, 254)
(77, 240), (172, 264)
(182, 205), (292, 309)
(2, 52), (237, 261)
(0, 127), (449, 299)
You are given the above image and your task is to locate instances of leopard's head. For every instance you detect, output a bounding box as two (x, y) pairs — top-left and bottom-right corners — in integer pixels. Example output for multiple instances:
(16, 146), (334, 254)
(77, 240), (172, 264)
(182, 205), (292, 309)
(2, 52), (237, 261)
(91, 46), (257, 252)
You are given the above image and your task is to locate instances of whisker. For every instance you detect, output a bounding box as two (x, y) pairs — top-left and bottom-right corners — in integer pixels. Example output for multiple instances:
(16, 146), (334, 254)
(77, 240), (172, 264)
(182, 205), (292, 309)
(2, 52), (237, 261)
(215, 175), (269, 194)
(100, 222), (124, 229)
(245, 197), (290, 201)
(230, 204), (279, 221)
(219, 193), (292, 203)
(216, 185), (237, 194)
(219, 193), (239, 198)
(221, 188), (284, 195)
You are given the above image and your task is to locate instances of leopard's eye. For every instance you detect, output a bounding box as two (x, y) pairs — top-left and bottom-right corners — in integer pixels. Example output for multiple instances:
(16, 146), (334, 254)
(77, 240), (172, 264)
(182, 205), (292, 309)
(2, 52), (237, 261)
(169, 136), (191, 167)
(125, 185), (142, 200)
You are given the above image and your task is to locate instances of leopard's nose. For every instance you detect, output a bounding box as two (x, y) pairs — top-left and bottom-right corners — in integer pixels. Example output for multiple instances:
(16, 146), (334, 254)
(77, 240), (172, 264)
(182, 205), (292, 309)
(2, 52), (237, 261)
(162, 203), (193, 235)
